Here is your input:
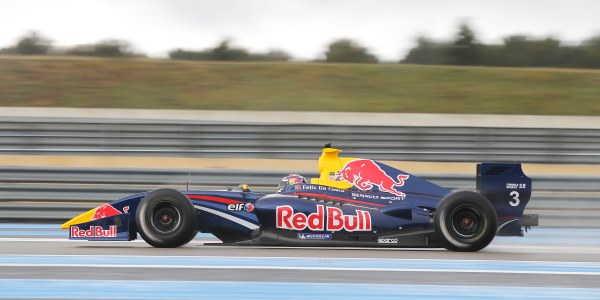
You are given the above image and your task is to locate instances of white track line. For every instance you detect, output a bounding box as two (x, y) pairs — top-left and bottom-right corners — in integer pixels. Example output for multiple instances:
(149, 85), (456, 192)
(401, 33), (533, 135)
(0, 263), (598, 276)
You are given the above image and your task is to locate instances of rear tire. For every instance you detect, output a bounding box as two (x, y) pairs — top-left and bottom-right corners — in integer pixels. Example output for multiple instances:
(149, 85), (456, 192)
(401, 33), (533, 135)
(136, 189), (197, 248)
(434, 191), (497, 252)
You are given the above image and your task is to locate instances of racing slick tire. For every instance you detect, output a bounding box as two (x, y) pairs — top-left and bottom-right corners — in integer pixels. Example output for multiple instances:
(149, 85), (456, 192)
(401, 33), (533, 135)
(434, 191), (497, 252)
(136, 188), (198, 248)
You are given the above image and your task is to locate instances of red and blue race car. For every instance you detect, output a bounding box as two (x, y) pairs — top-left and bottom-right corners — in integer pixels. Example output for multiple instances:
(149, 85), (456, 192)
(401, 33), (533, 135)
(61, 145), (538, 251)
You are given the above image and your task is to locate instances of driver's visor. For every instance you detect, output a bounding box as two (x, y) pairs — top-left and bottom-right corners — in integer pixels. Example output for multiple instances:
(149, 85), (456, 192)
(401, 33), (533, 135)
(277, 179), (289, 192)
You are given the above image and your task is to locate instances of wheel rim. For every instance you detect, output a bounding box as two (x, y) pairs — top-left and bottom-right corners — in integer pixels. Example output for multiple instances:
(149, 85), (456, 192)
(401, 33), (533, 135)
(149, 201), (182, 235)
(449, 204), (484, 239)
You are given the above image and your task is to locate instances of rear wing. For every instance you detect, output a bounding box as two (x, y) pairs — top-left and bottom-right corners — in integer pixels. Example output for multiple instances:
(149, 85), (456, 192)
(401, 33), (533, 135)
(477, 163), (538, 236)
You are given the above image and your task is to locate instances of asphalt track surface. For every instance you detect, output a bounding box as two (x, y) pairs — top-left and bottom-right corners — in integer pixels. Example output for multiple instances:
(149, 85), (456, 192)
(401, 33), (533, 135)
(1, 225), (600, 299)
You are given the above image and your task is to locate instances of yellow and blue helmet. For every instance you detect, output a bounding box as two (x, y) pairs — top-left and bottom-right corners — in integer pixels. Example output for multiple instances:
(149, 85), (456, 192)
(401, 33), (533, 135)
(277, 174), (307, 192)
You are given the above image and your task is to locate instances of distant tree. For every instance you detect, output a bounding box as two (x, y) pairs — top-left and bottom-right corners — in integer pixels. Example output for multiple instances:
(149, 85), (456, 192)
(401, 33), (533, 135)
(402, 36), (452, 64)
(502, 35), (537, 66)
(401, 23), (600, 69)
(170, 49), (207, 60)
(211, 40), (249, 61)
(94, 40), (129, 57)
(169, 40), (290, 62)
(169, 49), (212, 60)
(0, 46), (17, 55)
(67, 40), (137, 57)
(501, 35), (562, 67)
(15, 31), (52, 55)
(528, 38), (561, 67)
(252, 49), (291, 61)
(451, 23), (481, 65)
(578, 34), (600, 68)
(583, 35), (600, 48)
(325, 39), (378, 63)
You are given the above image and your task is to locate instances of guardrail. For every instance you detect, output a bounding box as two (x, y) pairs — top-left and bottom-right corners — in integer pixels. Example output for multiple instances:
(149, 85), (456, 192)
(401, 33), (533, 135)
(1, 118), (600, 164)
(0, 167), (597, 228)
(1, 116), (599, 227)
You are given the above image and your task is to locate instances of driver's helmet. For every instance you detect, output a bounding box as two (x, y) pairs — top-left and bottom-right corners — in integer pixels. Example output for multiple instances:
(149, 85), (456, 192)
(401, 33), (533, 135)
(277, 174), (307, 192)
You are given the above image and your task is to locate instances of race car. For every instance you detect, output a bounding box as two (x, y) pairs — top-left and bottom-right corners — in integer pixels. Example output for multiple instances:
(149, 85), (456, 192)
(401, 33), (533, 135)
(61, 145), (538, 251)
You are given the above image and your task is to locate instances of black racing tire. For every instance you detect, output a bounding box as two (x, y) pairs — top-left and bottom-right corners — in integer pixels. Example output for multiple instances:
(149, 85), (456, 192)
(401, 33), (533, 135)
(136, 188), (198, 248)
(434, 191), (497, 252)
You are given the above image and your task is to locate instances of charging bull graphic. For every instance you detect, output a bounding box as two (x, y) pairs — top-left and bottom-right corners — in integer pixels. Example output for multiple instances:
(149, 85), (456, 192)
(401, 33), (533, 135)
(339, 159), (409, 198)
(92, 204), (122, 220)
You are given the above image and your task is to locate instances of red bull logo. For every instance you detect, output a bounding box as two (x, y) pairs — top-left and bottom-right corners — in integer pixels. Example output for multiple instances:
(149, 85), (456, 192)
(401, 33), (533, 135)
(92, 204), (122, 220)
(70, 225), (117, 238)
(339, 159), (409, 198)
(276, 205), (372, 232)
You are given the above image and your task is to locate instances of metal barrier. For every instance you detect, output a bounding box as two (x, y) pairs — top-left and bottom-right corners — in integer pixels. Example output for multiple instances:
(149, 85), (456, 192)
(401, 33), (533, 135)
(1, 117), (599, 227)
(0, 167), (598, 228)
(0, 118), (600, 163)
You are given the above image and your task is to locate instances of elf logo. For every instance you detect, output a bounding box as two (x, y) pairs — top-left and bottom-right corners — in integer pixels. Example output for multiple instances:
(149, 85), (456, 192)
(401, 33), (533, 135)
(227, 203), (255, 212)
(276, 205), (371, 232)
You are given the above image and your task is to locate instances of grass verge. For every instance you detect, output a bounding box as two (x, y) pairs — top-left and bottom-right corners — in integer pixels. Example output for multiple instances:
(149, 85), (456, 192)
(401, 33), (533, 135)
(1, 56), (599, 115)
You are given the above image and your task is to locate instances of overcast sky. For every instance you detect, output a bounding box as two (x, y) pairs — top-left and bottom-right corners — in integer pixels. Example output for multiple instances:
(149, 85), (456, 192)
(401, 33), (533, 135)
(1, 0), (599, 61)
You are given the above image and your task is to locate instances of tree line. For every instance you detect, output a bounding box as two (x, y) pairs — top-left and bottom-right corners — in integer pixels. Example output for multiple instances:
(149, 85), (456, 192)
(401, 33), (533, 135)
(402, 24), (600, 68)
(0, 32), (142, 58)
(1, 25), (599, 68)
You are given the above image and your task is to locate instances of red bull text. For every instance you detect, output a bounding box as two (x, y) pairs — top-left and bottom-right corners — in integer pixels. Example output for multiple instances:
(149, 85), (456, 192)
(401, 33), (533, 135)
(276, 205), (372, 232)
(339, 159), (409, 198)
(70, 225), (117, 238)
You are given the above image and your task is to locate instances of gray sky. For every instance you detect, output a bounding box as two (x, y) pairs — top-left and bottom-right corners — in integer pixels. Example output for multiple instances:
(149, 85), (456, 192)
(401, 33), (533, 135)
(1, 0), (599, 61)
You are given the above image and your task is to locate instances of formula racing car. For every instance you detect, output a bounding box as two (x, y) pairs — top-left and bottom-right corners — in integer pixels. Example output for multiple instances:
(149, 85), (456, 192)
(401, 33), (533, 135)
(61, 145), (538, 251)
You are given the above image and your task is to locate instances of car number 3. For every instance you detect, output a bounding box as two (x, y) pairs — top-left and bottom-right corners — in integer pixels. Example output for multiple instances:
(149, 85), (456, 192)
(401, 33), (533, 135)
(509, 191), (520, 207)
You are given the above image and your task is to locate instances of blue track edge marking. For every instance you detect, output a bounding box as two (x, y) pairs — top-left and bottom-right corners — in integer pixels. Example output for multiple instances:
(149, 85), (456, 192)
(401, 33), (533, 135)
(0, 231), (65, 236)
(492, 236), (600, 245)
(0, 280), (599, 300)
(0, 224), (60, 229)
(2, 255), (600, 275)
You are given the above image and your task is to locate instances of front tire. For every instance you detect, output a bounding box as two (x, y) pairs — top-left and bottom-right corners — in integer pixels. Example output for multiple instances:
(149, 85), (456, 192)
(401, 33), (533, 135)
(434, 191), (497, 252)
(136, 189), (197, 248)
